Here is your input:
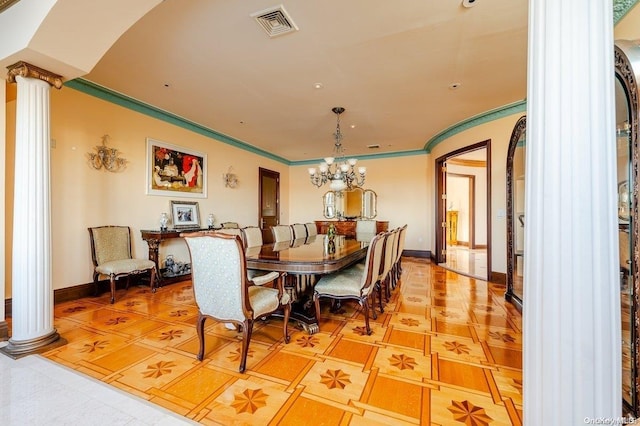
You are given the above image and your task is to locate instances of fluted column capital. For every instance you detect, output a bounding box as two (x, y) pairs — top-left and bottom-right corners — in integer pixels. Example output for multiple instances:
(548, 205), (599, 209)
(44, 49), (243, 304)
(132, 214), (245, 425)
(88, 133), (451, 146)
(6, 61), (63, 89)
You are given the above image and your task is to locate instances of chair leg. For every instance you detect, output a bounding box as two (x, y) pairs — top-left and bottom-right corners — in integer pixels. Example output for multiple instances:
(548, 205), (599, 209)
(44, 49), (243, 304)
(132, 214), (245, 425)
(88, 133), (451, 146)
(93, 272), (100, 297)
(283, 302), (291, 344)
(377, 282), (385, 314)
(361, 299), (372, 335)
(313, 292), (322, 324)
(239, 319), (254, 373)
(370, 293), (378, 320)
(196, 313), (207, 361)
(149, 267), (157, 293)
(109, 275), (116, 304)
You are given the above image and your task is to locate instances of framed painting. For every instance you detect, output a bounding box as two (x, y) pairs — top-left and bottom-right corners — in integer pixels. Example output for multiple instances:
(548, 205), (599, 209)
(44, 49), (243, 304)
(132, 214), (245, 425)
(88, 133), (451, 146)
(171, 200), (201, 229)
(146, 138), (207, 198)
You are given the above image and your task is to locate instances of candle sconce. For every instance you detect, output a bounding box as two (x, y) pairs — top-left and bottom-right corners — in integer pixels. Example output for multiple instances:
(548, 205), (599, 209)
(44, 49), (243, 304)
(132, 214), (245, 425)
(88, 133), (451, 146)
(87, 134), (128, 172)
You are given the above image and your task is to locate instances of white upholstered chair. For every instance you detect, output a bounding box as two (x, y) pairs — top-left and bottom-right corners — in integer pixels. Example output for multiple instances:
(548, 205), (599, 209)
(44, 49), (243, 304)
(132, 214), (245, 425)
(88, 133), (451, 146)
(242, 226), (264, 248)
(221, 222), (240, 229)
(271, 225), (293, 242)
(313, 232), (386, 335)
(291, 223), (308, 239)
(305, 222), (318, 237)
(182, 232), (290, 372)
(376, 229), (398, 313)
(88, 226), (157, 304)
(356, 220), (377, 234)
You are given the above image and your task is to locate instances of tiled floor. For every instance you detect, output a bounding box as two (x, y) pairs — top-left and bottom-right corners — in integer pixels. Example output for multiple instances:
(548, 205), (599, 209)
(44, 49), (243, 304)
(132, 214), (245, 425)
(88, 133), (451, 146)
(0, 346), (195, 425)
(4, 257), (522, 425)
(439, 245), (488, 280)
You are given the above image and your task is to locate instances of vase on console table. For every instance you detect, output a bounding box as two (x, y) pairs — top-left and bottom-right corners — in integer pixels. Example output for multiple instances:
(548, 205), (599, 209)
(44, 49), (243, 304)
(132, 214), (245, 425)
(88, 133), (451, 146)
(159, 212), (169, 231)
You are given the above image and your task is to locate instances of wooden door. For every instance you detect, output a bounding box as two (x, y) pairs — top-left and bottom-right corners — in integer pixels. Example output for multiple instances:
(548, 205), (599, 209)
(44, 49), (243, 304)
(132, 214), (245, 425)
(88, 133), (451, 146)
(259, 168), (279, 243)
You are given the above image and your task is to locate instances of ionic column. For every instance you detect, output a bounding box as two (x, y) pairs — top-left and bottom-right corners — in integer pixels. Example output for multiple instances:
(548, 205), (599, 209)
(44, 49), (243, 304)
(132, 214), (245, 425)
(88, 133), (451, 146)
(1, 62), (65, 358)
(525, 0), (620, 423)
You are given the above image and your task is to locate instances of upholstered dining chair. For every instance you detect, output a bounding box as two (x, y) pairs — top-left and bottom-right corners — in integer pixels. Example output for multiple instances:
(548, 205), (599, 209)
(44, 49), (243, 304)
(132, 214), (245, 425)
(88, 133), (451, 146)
(242, 226), (264, 248)
(216, 228), (244, 246)
(392, 225), (408, 288)
(88, 226), (157, 304)
(305, 222), (318, 237)
(182, 231), (291, 373)
(271, 225), (293, 242)
(291, 223), (308, 239)
(375, 228), (398, 313)
(356, 220), (377, 234)
(313, 232), (386, 335)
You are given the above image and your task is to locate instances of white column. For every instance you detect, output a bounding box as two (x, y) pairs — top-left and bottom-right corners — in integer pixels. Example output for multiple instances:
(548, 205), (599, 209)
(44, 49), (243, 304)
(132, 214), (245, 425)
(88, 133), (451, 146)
(525, 0), (620, 423)
(0, 77), (6, 341)
(2, 63), (63, 357)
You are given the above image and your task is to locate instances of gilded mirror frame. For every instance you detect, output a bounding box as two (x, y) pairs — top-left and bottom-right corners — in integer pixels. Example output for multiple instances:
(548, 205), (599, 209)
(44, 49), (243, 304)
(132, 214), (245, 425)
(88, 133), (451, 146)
(505, 115), (526, 313)
(615, 40), (640, 416)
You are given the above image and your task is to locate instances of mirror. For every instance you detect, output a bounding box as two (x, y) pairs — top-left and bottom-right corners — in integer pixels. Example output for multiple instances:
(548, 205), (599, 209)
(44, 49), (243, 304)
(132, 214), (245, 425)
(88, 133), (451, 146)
(506, 115), (526, 312)
(615, 40), (638, 415)
(322, 188), (377, 219)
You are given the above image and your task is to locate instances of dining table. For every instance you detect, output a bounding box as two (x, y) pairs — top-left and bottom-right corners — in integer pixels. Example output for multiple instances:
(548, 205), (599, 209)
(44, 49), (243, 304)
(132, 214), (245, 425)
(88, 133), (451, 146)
(245, 234), (369, 333)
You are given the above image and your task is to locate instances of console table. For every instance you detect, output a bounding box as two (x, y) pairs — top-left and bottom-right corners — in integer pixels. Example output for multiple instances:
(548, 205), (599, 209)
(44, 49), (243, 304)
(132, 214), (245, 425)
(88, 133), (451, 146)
(315, 220), (388, 238)
(140, 228), (213, 283)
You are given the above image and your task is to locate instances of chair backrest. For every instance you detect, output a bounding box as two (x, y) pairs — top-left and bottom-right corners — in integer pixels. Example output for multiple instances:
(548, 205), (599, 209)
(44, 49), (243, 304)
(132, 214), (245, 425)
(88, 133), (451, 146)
(221, 222), (240, 229)
(88, 226), (133, 266)
(216, 228), (245, 247)
(380, 229), (398, 280)
(271, 225), (293, 242)
(305, 222), (318, 237)
(291, 223), (307, 239)
(356, 220), (377, 234)
(396, 225), (408, 263)
(242, 226), (263, 248)
(359, 232), (386, 297)
(182, 232), (250, 322)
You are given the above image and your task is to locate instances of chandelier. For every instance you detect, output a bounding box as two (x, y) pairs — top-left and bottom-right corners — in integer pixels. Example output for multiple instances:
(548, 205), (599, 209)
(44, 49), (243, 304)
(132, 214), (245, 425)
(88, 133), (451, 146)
(308, 107), (366, 191)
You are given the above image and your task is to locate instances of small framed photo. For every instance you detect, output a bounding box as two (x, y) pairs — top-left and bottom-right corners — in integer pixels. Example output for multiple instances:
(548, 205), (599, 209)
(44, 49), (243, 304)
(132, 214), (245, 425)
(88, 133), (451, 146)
(171, 200), (201, 229)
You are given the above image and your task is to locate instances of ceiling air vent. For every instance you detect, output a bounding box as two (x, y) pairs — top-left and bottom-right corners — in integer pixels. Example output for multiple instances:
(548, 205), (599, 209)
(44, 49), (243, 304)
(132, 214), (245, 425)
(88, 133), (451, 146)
(251, 5), (299, 38)
(367, 144), (381, 149)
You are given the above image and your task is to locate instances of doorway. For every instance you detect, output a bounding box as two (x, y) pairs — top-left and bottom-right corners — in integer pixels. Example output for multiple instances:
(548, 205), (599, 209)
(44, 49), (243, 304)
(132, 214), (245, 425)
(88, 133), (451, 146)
(435, 141), (491, 280)
(259, 168), (280, 243)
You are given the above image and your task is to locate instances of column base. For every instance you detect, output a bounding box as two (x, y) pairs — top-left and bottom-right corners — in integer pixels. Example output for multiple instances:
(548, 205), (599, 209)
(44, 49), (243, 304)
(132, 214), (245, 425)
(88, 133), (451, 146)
(0, 329), (66, 359)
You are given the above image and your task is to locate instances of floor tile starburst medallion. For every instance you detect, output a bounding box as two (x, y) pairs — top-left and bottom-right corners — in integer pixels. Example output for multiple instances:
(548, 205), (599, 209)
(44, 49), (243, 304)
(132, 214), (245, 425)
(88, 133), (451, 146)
(448, 399), (494, 426)
(389, 353), (417, 370)
(231, 388), (269, 414)
(142, 360), (177, 379)
(41, 258), (523, 424)
(320, 369), (352, 389)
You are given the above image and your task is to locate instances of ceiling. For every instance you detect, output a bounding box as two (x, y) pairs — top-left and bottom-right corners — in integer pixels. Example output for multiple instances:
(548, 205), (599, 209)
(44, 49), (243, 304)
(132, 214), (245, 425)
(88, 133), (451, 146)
(80, 0), (529, 163)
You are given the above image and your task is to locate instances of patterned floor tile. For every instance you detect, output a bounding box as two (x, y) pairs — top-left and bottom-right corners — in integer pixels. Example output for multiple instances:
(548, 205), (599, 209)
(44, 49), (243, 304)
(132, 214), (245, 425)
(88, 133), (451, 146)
(37, 258), (522, 425)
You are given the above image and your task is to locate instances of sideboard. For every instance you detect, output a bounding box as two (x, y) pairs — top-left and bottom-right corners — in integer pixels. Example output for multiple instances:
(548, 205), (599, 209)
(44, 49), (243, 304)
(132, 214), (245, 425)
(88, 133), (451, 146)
(314, 220), (388, 238)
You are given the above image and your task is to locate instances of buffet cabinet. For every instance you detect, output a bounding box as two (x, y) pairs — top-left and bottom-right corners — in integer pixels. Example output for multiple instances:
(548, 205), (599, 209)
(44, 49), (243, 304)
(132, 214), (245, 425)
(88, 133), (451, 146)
(315, 220), (388, 238)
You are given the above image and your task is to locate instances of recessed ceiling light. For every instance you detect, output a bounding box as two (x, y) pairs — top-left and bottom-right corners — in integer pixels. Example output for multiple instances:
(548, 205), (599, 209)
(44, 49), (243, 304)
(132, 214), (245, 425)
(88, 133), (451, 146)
(462, 0), (477, 8)
(350, 124), (356, 129)
(313, 83), (323, 89)
(449, 82), (462, 90)
(164, 83), (170, 88)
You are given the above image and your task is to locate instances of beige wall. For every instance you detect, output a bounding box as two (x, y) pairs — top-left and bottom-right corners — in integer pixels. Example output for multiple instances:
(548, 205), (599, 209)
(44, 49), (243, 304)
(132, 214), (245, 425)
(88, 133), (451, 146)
(3, 82), (524, 299)
(5, 87), (290, 296)
(289, 154), (431, 253)
(430, 113), (524, 275)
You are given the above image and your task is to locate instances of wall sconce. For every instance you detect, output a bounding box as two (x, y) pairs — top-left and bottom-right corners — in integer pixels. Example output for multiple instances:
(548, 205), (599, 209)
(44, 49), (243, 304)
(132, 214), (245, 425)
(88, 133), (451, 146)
(223, 166), (238, 188)
(87, 134), (127, 172)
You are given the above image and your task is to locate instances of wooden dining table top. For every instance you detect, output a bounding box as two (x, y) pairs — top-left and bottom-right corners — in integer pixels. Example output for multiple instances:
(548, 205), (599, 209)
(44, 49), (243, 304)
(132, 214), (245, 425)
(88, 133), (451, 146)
(245, 234), (369, 275)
